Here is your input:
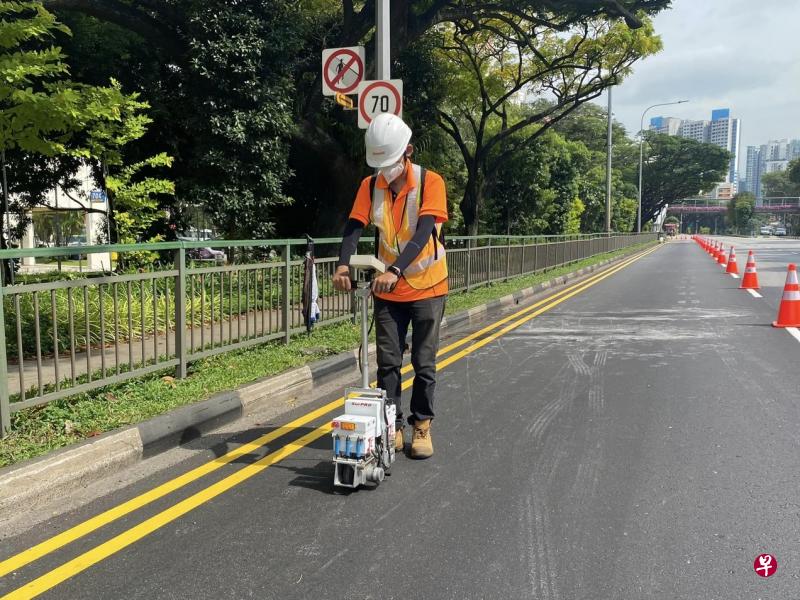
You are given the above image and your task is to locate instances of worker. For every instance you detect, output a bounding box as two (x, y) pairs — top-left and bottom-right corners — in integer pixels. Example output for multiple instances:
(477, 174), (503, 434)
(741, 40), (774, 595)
(333, 113), (448, 459)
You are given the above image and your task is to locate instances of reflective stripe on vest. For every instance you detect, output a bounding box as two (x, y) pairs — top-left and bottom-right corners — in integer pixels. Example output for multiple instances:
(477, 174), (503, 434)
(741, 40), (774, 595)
(370, 164), (448, 290)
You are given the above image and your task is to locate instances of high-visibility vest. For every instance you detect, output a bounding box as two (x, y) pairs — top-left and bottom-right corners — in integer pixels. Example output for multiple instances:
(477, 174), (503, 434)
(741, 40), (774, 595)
(369, 164), (448, 290)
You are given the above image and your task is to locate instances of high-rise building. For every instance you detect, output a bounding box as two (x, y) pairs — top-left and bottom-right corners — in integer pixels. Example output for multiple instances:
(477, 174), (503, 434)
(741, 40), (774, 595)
(649, 116), (682, 136)
(649, 108), (741, 190)
(743, 146), (762, 197)
(678, 120), (709, 143)
(741, 139), (800, 200)
(789, 140), (800, 161)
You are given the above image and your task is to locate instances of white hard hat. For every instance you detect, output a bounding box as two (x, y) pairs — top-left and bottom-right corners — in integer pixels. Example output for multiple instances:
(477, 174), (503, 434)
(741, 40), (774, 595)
(365, 113), (412, 168)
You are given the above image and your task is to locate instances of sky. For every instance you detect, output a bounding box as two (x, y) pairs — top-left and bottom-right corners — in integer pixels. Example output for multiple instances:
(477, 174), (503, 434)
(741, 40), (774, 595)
(593, 0), (800, 172)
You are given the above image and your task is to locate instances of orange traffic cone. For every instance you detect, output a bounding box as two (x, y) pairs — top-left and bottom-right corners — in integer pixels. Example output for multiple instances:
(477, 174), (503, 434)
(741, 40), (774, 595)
(772, 264), (800, 328)
(718, 245), (727, 266)
(726, 247), (739, 275)
(740, 251), (760, 290)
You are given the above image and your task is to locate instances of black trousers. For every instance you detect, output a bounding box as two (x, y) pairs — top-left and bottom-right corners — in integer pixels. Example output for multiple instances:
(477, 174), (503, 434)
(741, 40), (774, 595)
(374, 295), (446, 425)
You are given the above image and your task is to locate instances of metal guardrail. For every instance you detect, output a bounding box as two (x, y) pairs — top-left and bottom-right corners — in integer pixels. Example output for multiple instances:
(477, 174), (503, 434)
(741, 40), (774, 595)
(0, 233), (656, 435)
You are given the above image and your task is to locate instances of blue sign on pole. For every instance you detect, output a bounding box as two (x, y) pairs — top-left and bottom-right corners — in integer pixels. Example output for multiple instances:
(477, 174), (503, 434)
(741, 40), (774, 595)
(90, 190), (107, 202)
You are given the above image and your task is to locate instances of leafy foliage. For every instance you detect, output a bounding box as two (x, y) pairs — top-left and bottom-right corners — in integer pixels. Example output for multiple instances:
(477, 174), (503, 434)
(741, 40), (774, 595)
(640, 132), (730, 222)
(433, 14), (662, 233)
(41, 0), (672, 237)
(49, 0), (304, 240)
(0, 1), (165, 251)
(106, 153), (174, 267)
(761, 163), (800, 198)
(789, 158), (800, 186)
(726, 192), (755, 234)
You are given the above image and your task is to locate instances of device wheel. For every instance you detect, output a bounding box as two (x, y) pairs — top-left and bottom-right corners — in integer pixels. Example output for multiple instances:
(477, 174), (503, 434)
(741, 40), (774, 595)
(340, 464), (355, 487)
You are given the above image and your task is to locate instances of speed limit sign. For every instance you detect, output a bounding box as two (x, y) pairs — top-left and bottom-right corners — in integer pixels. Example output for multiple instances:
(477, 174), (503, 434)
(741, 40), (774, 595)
(358, 80), (403, 129)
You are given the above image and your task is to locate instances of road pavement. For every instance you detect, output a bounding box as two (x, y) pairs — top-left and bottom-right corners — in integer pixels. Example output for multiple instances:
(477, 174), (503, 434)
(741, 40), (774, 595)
(711, 235), (800, 313)
(2, 240), (799, 599)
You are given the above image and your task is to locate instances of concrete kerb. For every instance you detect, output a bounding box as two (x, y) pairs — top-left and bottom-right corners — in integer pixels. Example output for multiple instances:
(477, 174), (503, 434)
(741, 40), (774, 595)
(0, 246), (647, 517)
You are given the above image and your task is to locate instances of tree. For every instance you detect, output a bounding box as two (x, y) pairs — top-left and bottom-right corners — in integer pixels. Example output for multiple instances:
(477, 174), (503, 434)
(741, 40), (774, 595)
(486, 131), (587, 235)
(0, 1), (159, 284)
(726, 192), (755, 235)
(107, 155), (173, 243)
(46, 0), (304, 240)
(433, 16), (662, 234)
(45, 0), (671, 237)
(761, 168), (800, 198)
(551, 104), (640, 233)
(789, 158), (800, 186)
(639, 132), (730, 222)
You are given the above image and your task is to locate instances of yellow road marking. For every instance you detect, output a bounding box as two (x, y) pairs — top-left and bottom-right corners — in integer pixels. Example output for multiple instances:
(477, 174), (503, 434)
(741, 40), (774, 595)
(0, 245), (656, 583)
(0, 244), (659, 599)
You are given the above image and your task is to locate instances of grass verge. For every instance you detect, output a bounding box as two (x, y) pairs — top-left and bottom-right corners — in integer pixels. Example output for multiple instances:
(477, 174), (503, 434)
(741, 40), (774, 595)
(0, 241), (656, 467)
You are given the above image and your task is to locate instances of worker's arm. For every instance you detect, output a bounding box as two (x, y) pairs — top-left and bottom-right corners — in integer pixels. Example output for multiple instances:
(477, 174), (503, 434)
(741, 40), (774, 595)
(391, 215), (435, 272)
(336, 218), (365, 268)
(333, 218), (365, 292)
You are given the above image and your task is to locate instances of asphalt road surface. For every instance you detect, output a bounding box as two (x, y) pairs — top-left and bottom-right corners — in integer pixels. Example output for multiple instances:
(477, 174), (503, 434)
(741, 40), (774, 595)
(2, 240), (800, 599)
(711, 234), (800, 312)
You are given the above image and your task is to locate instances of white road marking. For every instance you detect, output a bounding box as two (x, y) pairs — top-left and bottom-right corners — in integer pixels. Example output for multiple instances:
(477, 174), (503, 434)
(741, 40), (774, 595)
(730, 273), (740, 279)
(785, 327), (800, 344)
(747, 289), (763, 298)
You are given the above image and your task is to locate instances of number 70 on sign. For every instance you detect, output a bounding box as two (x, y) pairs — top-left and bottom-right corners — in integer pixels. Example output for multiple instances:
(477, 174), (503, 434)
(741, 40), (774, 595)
(357, 80), (403, 129)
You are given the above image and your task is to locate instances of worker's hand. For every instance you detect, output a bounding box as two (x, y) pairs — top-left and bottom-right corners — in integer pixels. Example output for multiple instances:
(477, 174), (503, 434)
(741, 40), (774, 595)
(372, 271), (399, 294)
(333, 265), (352, 292)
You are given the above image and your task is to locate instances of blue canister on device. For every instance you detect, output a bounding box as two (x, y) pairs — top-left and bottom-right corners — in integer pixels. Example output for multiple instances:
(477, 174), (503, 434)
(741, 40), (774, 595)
(345, 436), (354, 457)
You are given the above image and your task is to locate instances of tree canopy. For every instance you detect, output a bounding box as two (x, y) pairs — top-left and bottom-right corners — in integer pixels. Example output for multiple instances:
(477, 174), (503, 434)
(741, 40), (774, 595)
(31, 0), (671, 239)
(640, 132), (730, 222)
(0, 0), (161, 271)
(761, 161), (800, 198)
(726, 192), (755, 235)
(433, 13), (661, 233)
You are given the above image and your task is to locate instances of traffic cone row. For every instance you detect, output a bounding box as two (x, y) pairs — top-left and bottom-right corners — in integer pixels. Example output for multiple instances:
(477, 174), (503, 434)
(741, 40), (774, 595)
(690, 236), (800, 326)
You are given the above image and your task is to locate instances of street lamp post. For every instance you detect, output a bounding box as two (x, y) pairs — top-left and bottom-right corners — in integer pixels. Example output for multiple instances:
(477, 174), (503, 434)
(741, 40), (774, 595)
(638, 100), (689, 232)
(605, 88), (613, 233)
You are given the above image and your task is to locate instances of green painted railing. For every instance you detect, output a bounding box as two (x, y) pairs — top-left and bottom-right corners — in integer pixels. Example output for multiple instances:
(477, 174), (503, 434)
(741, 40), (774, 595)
(0, 233), (656, 436)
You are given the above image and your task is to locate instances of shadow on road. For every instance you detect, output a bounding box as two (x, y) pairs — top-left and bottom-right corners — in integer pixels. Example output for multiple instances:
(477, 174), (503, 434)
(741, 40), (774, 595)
(174, 424), (331, 462)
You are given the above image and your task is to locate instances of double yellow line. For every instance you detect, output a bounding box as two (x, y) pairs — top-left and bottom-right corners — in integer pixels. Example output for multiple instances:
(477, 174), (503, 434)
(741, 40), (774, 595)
(0, 244), (659, 599)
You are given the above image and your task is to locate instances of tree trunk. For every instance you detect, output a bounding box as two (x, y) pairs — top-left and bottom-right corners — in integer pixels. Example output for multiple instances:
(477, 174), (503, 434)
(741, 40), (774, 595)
(460, 169), (484, 236)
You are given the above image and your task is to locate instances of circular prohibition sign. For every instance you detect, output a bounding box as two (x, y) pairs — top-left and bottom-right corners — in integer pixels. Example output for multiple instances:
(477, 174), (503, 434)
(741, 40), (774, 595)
(323, 49), (364, 95)
(358, 80), (402, 125)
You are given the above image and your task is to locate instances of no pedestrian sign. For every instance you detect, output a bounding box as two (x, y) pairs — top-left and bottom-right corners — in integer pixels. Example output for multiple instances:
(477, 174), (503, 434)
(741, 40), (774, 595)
(358, 79), (403, 129)
(322, 47), (365, 96)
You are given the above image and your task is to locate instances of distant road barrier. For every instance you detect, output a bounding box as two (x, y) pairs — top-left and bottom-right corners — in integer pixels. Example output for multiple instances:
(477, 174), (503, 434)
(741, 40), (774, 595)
(0, 233), (655, 435)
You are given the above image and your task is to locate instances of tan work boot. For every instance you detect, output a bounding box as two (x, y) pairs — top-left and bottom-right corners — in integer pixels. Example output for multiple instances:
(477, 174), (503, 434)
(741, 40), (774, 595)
(411, 419), (433, 459)
(394, 424), (405, 452)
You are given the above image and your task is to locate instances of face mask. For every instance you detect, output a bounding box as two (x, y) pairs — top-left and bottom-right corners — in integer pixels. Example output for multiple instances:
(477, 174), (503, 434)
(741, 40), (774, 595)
(379, 159), (405, 184)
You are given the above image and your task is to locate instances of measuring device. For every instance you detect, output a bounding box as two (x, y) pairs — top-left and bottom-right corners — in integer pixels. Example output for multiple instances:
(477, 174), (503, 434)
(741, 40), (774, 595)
(331, 255), (396, 488)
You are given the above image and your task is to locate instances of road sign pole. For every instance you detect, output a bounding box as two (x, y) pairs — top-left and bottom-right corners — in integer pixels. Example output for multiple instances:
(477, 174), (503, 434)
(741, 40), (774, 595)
(376, 0), (390, 80)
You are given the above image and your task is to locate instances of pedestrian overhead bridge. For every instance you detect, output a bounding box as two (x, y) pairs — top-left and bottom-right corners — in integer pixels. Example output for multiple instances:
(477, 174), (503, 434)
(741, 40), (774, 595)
(666, 197), (800, 215)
